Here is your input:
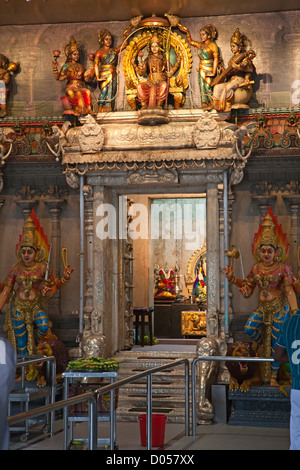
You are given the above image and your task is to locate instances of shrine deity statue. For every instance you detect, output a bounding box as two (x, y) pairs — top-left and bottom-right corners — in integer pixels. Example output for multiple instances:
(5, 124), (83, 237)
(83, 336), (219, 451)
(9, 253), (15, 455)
(133, 32), (181, 109)
(0, 53), (19, 118)
(225, 207), (298, 386)
(0, 211), (73, 377)
(94, 18), (141, 112)
(94, 30), (120, 113)
(212, 28), (256, 112)
(52, 36), (95, 116)
(177, 22), (219, 109)
(154, 265), (176, 300)
(192, 256), (207, 303)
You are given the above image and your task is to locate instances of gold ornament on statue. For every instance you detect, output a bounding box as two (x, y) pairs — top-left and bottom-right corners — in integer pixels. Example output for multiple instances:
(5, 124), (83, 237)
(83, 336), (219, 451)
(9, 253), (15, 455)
(227, 244), (240, 268)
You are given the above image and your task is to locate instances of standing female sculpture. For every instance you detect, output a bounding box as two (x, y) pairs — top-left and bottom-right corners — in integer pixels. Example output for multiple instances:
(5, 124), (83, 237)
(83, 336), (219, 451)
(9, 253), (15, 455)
(177, 23), (219, 108)
(213, 28), (255, 112)
(0, 211), (72, 378)
(225, 207), (298, 386)
(52, 36), (95, 116)
(94, 30), (121, 113)
(94, 19), (141, 113)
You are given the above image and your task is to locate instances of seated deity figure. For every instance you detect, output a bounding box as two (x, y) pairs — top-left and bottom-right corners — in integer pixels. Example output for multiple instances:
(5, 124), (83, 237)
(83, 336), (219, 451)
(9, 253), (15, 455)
(225, 207), (298, 386)
(0, 211), (73, 379)
(133, 32), (180, 109)
(212, 28), (256, 112)
(52, 36), (95, 116)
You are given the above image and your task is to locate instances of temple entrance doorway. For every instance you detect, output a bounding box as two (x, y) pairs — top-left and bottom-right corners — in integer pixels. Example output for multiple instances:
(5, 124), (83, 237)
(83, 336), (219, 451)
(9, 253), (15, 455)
(123, 193), (207, 344)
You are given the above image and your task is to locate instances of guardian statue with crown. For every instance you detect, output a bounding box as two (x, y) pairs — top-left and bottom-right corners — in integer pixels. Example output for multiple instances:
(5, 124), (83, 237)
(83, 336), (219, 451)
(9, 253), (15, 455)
(225, 207), (298, 385)
(0, 211), (72, 380)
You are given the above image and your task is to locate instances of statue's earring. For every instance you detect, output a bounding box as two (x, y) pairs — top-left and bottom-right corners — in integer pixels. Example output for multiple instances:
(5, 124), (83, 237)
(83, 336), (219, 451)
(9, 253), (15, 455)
(255, 247), (262, 261)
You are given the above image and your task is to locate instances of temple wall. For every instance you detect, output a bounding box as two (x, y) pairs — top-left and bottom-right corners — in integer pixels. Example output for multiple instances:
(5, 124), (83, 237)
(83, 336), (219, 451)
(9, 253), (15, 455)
(0, 9), (300, 355)
(0, 10), (300, 116)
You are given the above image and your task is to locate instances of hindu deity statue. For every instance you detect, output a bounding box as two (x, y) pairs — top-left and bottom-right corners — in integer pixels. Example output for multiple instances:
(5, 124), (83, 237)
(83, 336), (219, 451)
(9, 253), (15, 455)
(133, 31), (181, 109)
(177, 22), (220, 109)
(94, 25), (132, 113)
(212, 28), (256, 112)
(192, 256), (207, 304)
(0, 53), (19, 118)
(154, 265), (176, 301)
(0, 211), (73, 379)
(225, 207), (298, 386)
(52, 36), (95, 116)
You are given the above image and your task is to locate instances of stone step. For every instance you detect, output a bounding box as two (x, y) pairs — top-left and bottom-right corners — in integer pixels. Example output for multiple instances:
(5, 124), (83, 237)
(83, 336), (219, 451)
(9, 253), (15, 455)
(118, 395), (186, 410)
(113, 348), (193, 423)
(116, 408), (186, 423)
(118, 384), (188, 396)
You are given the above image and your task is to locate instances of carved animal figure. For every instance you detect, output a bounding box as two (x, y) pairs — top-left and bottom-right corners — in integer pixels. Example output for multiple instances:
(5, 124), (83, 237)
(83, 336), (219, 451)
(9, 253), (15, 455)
(35, 333), (70, 387)
(225, 342), (261, 392)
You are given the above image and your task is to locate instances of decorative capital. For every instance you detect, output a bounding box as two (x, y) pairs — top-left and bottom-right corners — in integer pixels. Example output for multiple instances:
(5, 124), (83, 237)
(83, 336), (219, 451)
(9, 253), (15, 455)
(78, 115), (104, 154)
(193, 111), (221, 149)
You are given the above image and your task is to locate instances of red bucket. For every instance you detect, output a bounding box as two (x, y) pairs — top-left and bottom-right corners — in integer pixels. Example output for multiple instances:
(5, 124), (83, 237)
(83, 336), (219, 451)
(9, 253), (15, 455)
(138, 414), (167, 447)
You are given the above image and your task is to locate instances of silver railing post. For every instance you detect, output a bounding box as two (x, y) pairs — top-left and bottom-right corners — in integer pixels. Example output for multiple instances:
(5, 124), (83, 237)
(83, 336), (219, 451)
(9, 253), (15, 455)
(146, 374), (153, 450)
(88, 392), (98, 450)
(185, 360), (190, 436)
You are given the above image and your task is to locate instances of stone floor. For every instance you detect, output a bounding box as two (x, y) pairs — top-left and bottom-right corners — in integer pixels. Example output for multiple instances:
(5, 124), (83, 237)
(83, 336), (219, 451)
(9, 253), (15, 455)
(9, 419), (290, 451)
(8, 339), (292, 453)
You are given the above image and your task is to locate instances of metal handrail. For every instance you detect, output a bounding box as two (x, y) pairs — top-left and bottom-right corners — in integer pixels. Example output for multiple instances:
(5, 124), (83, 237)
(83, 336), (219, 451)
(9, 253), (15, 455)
(8, 357), (190, 450)
(9, 355), (57, 435)
(191, 355), (274, 436)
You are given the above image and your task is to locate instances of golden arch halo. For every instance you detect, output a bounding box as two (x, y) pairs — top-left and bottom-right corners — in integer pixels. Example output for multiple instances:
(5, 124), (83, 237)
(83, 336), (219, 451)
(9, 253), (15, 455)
(123, 27), (192, 109)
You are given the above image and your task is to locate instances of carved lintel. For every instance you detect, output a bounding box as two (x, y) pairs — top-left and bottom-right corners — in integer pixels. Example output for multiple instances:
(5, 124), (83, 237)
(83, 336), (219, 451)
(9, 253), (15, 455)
(127, 168), (178, 184)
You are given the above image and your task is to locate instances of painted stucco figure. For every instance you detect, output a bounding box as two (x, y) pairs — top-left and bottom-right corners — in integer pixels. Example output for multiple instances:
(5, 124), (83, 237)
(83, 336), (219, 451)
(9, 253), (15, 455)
(0, 54), (19, 118)
(52, 36), (95, 116)
(225, 207), (298, 386)
(177, 22), (219, 108)
(134, 32), (180, 109)
(0, 211), (73, 380)
(213, 28), (256, 112)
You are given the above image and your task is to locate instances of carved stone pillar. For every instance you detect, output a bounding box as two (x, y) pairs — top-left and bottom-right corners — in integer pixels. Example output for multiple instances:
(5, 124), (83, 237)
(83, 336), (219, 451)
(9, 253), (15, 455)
(258, 40), (275, 108)
(82, 184), (94, 330)
(283, 194), (300, 273)
(206, 181), (220, 337)
(92, 184), (106, 334)
(284, 32), (300, 107)
(218, 186), (235, 335)
(23, 46), (40, 116)
(42, 195), (66, 314)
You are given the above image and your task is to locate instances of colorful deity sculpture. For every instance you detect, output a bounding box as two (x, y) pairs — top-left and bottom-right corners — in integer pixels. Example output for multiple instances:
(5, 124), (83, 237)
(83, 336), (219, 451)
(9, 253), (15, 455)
(212, 28), (256, 112)
(52, 36), (95, 116)
(0, 53), (19, 118)
(154, 265), (176, 300)
(177, 22), (220, 109)
(225, 207), (298, 386)
(133, 31), (181, 109)
(0, 211), (73, 379)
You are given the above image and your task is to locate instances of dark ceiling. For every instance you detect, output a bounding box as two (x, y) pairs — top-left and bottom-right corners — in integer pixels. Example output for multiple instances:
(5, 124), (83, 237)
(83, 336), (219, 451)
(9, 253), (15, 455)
(1, 0), (299, 26)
